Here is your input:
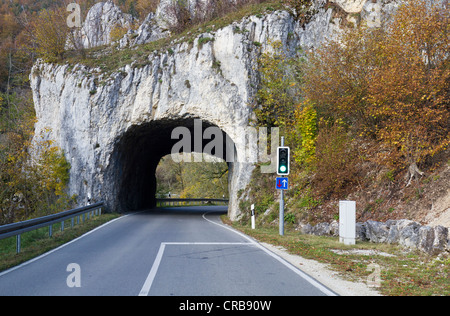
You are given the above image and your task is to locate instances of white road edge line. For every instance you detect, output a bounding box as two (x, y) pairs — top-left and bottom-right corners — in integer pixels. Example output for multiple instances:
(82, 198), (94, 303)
(138, 242), (254, 296)
(0, 214), (130, 278)
(202, 212), (338, 297)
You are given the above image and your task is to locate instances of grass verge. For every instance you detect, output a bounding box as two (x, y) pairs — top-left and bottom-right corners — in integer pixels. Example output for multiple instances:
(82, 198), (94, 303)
(223, 216), (450, 296)
(0, 213), (121, 273)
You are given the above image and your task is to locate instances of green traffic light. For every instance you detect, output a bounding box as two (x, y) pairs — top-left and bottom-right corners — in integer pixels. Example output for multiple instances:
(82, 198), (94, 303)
(277, 146), (290, 175)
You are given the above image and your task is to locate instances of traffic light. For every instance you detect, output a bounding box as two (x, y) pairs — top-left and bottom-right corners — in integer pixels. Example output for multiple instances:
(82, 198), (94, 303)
(277, 147), (290, 175)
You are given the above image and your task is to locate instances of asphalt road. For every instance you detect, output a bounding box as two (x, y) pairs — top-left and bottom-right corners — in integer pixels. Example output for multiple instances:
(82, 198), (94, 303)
(0, 206), (336, 296)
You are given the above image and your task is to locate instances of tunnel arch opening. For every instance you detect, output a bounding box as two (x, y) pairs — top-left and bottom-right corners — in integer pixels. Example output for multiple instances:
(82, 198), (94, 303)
(110, 118), (236, 212)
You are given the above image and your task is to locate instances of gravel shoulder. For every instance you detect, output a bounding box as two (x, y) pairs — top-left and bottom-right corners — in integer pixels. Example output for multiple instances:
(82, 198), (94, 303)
(259, 242), (382, 296)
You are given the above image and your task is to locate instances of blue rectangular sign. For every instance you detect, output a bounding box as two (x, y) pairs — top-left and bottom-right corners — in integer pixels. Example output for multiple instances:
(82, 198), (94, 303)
(276, 177), (288, 190)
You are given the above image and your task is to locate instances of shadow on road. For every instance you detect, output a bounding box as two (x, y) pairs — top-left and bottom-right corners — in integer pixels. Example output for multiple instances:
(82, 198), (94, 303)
(138, 205), (228, 217)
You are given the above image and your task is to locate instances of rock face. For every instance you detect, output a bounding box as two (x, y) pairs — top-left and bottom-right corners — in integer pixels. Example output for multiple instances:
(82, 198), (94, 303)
(123, 12), (169, 47)
(365, 220), (390, 243)
(302, 219), (450, 255)
(332, 0), (367, 13)
(433, 225), (449, 254)
(31, 0), (403, 219)
(81, 1), (133, 48)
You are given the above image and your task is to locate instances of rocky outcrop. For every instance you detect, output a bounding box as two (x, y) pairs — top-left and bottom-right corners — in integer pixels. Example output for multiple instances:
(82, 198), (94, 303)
(32, 10), (305, 219)
(80, 0), (221, 49)
(31, 0), (407, 219)
(120, 12), (169, 47)
(81, 1), (134, 48)
(300, 219), (450, 255)
(81, 0), (405, 49)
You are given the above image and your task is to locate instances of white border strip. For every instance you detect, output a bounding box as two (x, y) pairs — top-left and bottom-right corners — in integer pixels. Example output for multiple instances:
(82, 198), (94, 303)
(0, 215), (130, 278)
(163, 242), (252, 245)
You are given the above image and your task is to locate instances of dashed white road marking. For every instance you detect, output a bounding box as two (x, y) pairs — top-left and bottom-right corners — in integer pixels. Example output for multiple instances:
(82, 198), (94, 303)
(138, 242), (253, 296)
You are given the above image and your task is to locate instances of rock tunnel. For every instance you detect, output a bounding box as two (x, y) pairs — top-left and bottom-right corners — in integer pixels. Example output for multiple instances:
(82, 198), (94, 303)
(108, 118), (236, 212)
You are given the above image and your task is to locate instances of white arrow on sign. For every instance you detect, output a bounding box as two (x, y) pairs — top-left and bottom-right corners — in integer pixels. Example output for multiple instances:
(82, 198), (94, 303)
(276, 177), (288, 190)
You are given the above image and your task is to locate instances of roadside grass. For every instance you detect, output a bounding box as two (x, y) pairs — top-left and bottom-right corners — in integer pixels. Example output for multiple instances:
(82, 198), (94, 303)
(0, 213), (121, 273)
(223, 217), (450, 296)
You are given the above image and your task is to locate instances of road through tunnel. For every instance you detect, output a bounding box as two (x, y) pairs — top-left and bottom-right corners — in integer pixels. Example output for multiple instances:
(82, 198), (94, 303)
(110, 119), (236, 213)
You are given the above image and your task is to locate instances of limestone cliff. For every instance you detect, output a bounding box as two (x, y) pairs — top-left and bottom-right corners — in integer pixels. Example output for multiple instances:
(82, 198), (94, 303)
(30, 0), (402, 219)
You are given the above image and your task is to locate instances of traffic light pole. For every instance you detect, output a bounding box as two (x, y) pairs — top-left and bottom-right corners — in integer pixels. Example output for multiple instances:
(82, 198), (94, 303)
(280, 189), (284, 236)
(279, 137), (285, 236)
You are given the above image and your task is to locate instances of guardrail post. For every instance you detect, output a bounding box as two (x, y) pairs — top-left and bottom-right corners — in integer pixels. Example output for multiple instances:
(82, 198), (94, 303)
(0, 202), (105, 247)
(16, 234), (21, 253)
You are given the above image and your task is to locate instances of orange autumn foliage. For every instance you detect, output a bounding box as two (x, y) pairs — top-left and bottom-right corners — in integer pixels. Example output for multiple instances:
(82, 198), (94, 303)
(368, 0), (449, 166)
(303, 0), (449, 169)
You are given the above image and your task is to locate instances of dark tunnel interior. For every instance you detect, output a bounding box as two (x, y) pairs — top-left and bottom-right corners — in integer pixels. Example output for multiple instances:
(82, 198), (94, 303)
(112, 118), (235, 212)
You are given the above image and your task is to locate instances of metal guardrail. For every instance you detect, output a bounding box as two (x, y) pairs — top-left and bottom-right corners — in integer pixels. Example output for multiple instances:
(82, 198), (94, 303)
(0, 202), (104, 253)
(156, 198), (228, 207)
(0, 199), (225, 254)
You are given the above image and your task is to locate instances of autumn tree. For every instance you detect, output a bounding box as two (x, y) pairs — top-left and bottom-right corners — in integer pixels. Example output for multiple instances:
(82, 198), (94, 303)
(180, 160), (229, 199)
(293, 101), (317, 167)
(137, 0), (160, 17)
(303, 25), (384, 134)
(155, 155), (229, 199)
(0, 90), (73, 224)
(368, 0), (449, 169)
(26, 7), (69, 62)
(303, 0), (449, 171)
(155, 155), (185, 197)
(0, 128), (74, 224)
(254, 40), (304, 128)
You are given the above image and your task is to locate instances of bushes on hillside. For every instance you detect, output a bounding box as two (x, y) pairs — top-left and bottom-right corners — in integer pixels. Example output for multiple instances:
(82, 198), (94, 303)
(164, 0), (269, 34)
(0, 131), (75, 225)
(243, 0), (449, 224)
(304, 0), (449, 170)
(0, 93), (75, 225)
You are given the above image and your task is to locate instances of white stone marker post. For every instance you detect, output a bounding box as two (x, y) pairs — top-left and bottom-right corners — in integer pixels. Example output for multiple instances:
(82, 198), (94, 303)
(339, 200), (356, 245)
(251, 204), (255, 230)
